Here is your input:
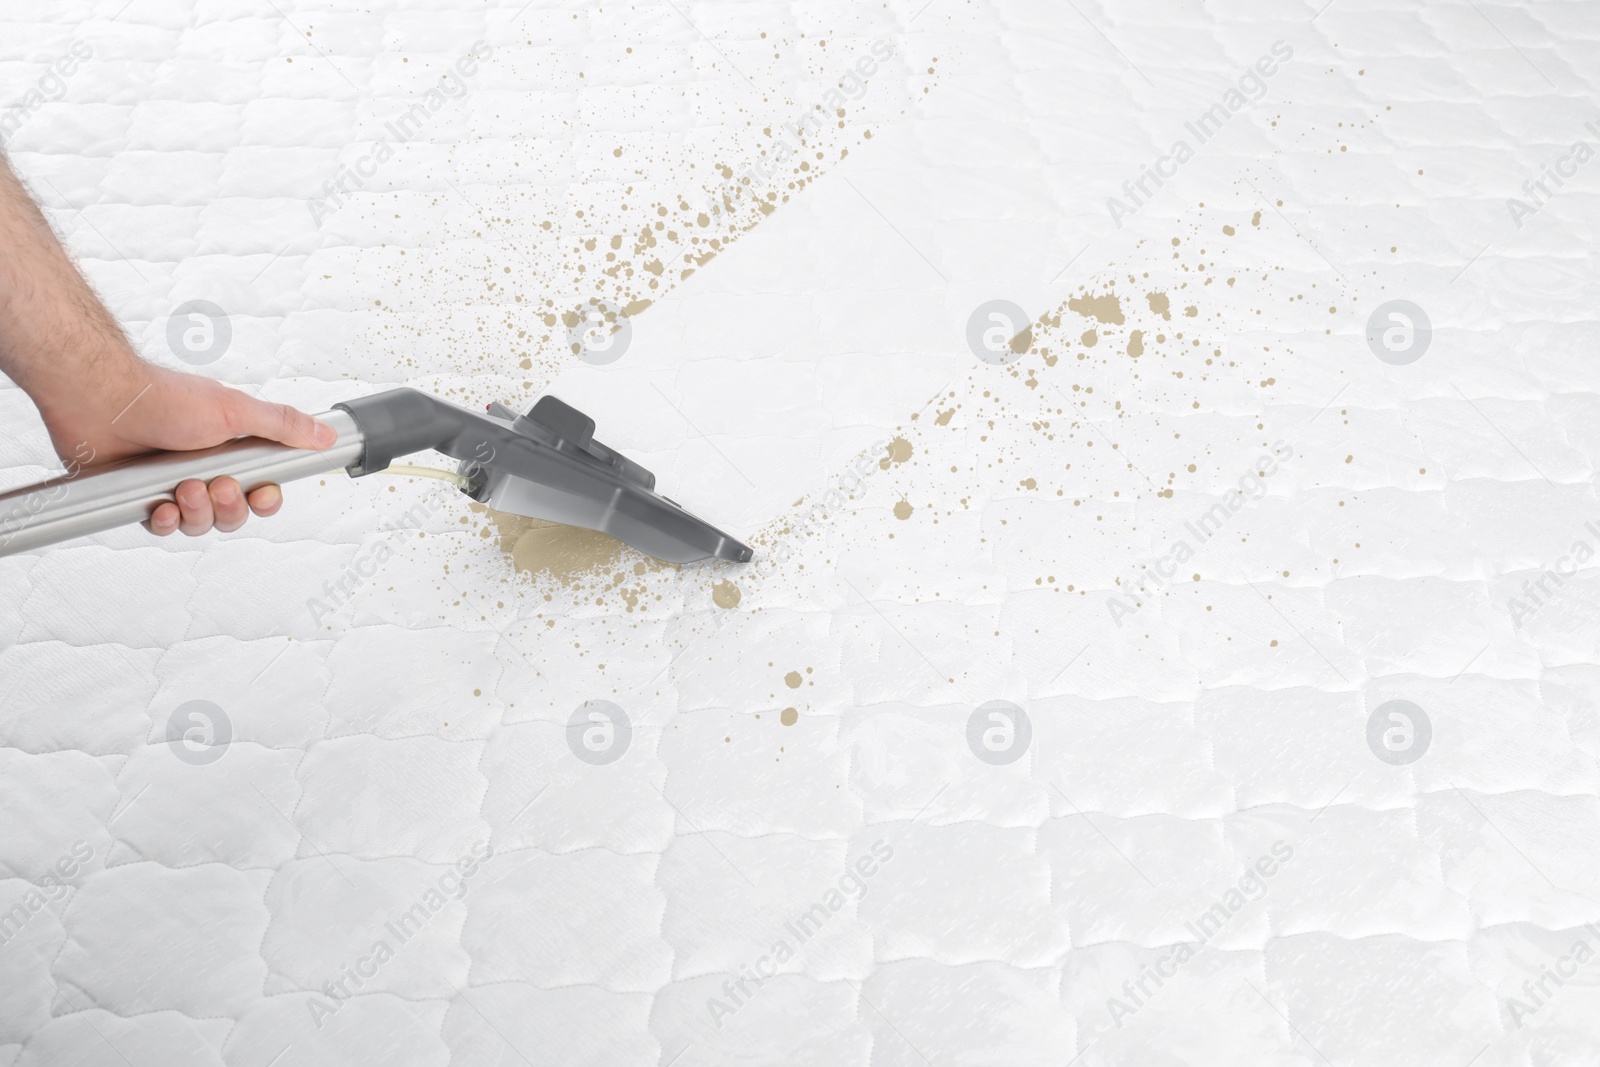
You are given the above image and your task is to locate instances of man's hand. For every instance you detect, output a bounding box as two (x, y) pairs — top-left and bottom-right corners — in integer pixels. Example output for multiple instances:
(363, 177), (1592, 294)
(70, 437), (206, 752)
(38, 354), (336, 536)
(0, 150), (333, 539)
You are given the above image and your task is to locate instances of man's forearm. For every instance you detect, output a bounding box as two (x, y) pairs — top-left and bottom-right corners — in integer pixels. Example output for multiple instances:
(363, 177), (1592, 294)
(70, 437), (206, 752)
(0, 152), (137, 416)
(0, 150), (331, 537)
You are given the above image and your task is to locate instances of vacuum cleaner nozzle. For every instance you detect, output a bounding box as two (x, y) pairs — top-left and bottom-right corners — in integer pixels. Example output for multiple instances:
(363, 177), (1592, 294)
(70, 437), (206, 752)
(336, 388), (753, 566)
(0, 387), (754, 565)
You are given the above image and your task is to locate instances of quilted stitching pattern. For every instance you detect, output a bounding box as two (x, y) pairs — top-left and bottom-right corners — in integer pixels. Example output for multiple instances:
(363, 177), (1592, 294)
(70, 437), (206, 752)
(3, 1), (1599, 1065)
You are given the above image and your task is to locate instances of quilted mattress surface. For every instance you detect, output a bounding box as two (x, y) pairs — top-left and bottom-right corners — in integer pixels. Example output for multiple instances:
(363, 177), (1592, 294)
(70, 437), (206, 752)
(2, 0), (1599, 1064)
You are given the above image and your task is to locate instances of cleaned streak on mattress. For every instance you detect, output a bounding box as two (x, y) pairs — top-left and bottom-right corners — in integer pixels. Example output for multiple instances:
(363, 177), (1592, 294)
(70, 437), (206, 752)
(500, 48), (939, 393)
(338, 36), (949, 605)
(368, 37), (945, 443)
(422, 41), (945, 590)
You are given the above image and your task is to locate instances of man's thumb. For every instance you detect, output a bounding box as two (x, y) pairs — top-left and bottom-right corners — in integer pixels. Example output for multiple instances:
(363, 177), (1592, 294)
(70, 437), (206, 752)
(228, 394), (337, 451)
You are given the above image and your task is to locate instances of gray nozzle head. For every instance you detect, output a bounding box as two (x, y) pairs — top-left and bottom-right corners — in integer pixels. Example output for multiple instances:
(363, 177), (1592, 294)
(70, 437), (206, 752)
(335, 388), (753, 565)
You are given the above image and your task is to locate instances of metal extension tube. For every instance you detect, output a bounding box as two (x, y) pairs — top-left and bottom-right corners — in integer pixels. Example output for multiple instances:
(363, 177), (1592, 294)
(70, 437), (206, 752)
(0, 411), (365, 557)
(0, 388), (753, 565)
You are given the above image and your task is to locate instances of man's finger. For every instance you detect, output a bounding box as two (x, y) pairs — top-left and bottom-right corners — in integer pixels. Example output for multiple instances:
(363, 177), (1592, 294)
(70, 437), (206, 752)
(247, 484), (283, 518)
(175, 478), (214, 536)
(209, 476), (249, 532)
(226, 395), (337, 451)
(146, 500), (180, 536)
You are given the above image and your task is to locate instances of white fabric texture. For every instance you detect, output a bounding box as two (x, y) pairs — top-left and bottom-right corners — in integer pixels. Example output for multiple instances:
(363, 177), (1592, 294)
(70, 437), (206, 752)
(2, 0), (1598, 1064)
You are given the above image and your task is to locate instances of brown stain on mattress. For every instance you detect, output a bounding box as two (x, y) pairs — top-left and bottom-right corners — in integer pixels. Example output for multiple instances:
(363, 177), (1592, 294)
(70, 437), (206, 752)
(1067, 292), (1124, 326)
(712, 579), (742, 608)
(480, 506), (624, 582)
(879, 437), (913, 469)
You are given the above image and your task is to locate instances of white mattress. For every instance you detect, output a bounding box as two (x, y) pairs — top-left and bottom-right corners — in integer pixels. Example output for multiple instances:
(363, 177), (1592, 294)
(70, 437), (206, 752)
(3, 0), (1599, 1063)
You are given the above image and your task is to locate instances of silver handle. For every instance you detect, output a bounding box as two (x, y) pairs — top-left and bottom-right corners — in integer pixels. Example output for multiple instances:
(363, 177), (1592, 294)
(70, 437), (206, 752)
(0, 410), (364, 557)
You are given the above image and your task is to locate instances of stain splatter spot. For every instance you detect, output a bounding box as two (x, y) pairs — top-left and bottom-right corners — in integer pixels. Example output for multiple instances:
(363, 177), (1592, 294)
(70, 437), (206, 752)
(1069, 292), (1124, 325)
(784, 671), (803, 688)
(481, 506), (623, 583)
(879, 437), (913, 469)
(893, 500), (913, 520)
(712, 579), (742, 608)
(780, 707), (798, 726)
